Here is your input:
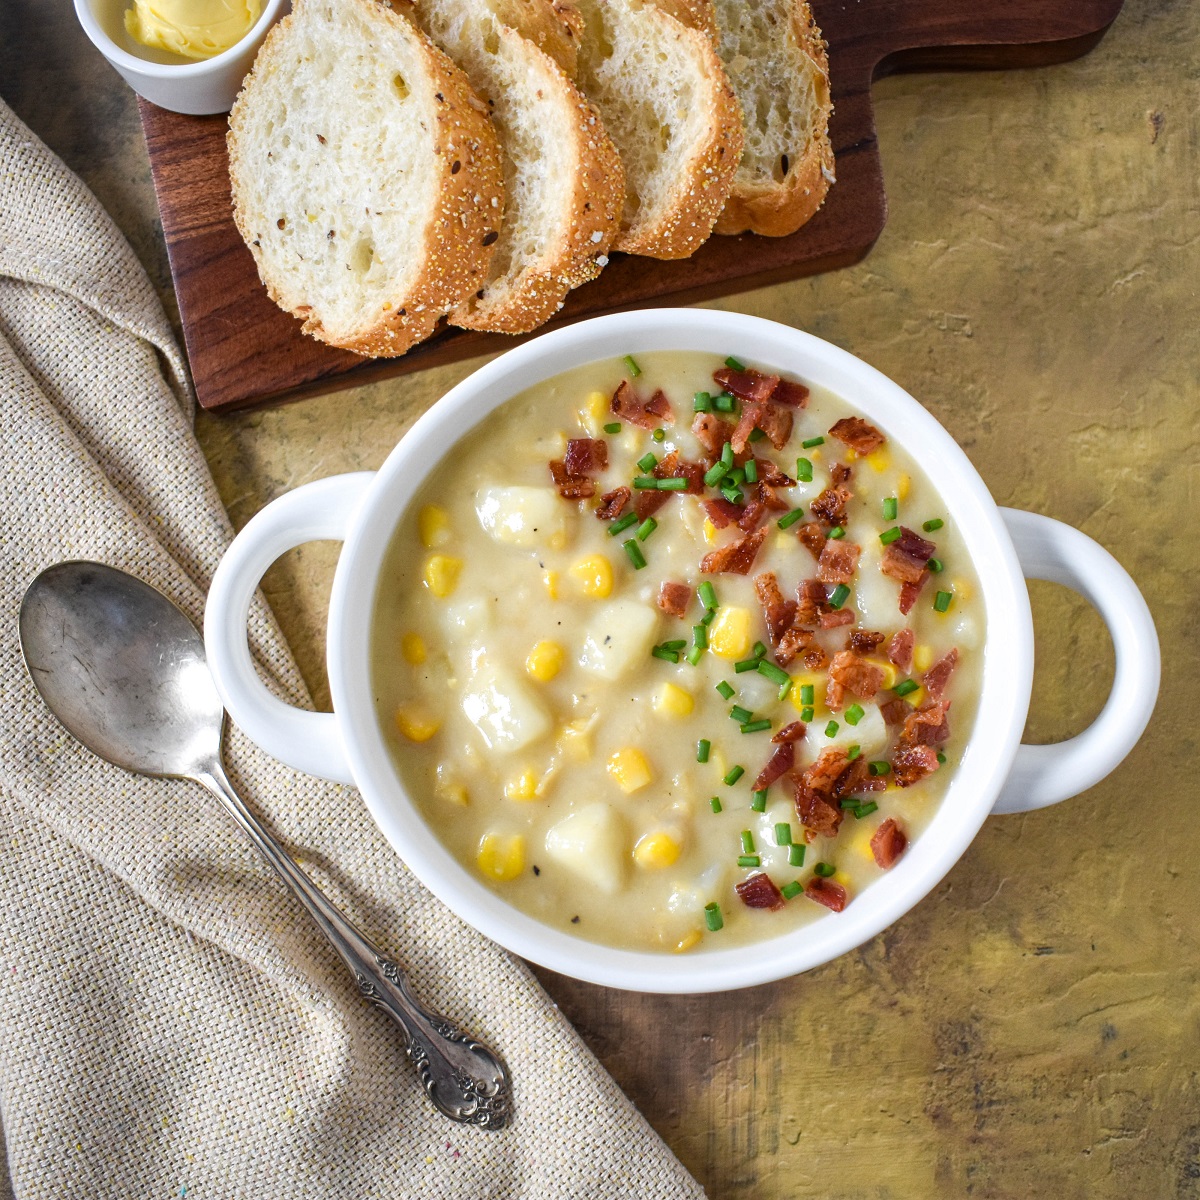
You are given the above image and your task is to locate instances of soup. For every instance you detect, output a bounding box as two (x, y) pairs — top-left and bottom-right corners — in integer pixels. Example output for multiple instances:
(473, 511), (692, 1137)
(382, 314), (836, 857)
(372, 350), (983, 952)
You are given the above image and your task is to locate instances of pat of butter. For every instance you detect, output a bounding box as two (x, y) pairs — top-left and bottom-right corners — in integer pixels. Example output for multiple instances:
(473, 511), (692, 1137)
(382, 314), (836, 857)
(124, 0), (261, 60)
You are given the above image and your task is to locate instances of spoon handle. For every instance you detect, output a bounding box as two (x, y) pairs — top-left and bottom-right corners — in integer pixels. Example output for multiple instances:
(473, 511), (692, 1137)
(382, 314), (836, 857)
(195, 759), (510, 1129)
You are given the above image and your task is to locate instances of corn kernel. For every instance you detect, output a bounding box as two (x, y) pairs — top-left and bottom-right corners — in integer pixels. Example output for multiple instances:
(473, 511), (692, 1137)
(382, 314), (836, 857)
(708, 606), (752, 659)
(579, 389), (608, 436)
(607, 747), (652, 794)
(674, 929), (702, 954)
(864, 656), (897, 690)
(809, 447), (823, 462)
(653, 682), (694, 718)
(896, 472), (911, 501)
(907, 685), (927, 707)
(569, 554), (613, 598)
(789, 674), (826, 713)
(543, 570), (559, 600)
(833, 871), (852, 890)
(703, 518), (718, 545)
(912, 643), (934, 673)
(418, 504), (450, 548)
(395, 707), (439, 742)
(435, 777), (469, 806)
(849, 825), (876, 861)
(952, 578), (971, 602)
(423, 554), (462, 598)
(634, 831), (681, 869)
(866, 449), (891, 474)
(477, 832), (525, 881)
(557, 719), (593, 760)
(526, 640), (564, 682)
(504, 767), (541, 802)
(845, 448), (859, 462)
(549, 530), (567, 551)
(401, 632), (427, 665)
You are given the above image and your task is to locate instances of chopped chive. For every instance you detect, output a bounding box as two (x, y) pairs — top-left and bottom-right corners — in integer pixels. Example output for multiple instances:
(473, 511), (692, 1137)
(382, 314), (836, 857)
(757, 659), (791, 686)
(774, 823), (793, 846)
(716, 680), (735, 701)
(741, 719), (773, 734)
(788, 843), (806, 868)
(661, 639), (687, 651)
(685, 645), (704, 666)
(720, 442), (735, 468)
(844, 703), (865, 726)
(737, 854), (761, 869)
(623, 354), (641, 377)
(701, 608), (717, 626)
(725, 355), (747, 371)
(868, 761), (891, 777)
(893, 678), (919, 697)
(847, 745), (861, 761)
(699, 582), (718, 610)
(778, 680), (792, 702)
(704, 902), (724, 931)
(709, 795), (722, 813)
(729, 705), (754, 724)
(658, 476), (689, 491)
(800, 684), (815, 705)
(750, 789), (768, 812)
(744, 460), (759, 483)
(826, 525), (846, 540)
(839, 798), (862, 812)
(814, 861), (836, 878)
(721, 485), (744, 505)
(727, 467), (746, 487)
(800, 706), (815, 722)
(637, 451), (658, 472)
(693, 391), (713, 412)
(752, 641), (767, 659)
(802, 436), (825, 449)
(703, 461), (728, 487)
(740, 829), (756, 853)
(796, 457), (814, 482)
(603, 421), (621, 434)
(633, 475), (659, 489)
(636, 517), (658, 542)
(937, 752), (947, 764)
(777, 509), (805, 530)
(607, 512), (638, 536)
(928, 557), (944, 573)
(734, 657), (760, 673)
(623, 539), (647, 569)
(882, 497), (898, 520)
(652, 646), (680, 663)
(724, 765), (744, 786)
(828, 583), (851, 609)
(880, 527), (902, 545)
(693, 624), (708, 651)
(781, 880), (804, 900)
(697, 739), (711, 763)
(923, 518), (944, 532)
(934, 590), (953, 613)
(652, 428), (666, 443)
(713, 393), (736, 413)
(748, 428), (766, 443)
(825, 720), (839, 737)
(856, 801), (879, 819)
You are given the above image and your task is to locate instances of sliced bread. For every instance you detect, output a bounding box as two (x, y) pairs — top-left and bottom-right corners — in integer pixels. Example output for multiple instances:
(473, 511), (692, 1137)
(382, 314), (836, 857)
(410, 0), (625, 333)
(227, 0), (504, 357)
(571, 0), (743, 260)
(711, 0), (835, 237)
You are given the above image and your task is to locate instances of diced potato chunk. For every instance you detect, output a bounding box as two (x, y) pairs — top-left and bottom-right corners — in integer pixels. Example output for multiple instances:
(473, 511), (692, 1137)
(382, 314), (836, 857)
(544, 803), (626, 894)
(827, 703), (887, 759)
(579, 600), (659, 680)
(475, 486), (567, 549)
(461, 662), (551, 752)
(708, 606), (752, 660)
(851, 545), (898, 629)
(606, 747), (652, 794)
(477, 832), (525, 881)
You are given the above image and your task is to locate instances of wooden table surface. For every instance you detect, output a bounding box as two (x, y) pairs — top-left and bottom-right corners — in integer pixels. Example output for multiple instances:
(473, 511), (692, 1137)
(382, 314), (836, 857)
(5, 1), (1197, 1193)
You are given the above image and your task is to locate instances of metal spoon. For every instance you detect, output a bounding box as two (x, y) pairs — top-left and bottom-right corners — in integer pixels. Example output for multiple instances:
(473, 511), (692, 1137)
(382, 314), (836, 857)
(18, 561), (510, 1129)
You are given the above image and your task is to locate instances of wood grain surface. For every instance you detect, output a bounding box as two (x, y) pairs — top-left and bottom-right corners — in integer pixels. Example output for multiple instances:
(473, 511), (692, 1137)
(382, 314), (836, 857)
(140, 0), (1124, 412)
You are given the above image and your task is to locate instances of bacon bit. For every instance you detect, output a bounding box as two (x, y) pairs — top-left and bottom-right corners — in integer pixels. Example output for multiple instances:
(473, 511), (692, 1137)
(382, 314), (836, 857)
(804, 746), (850, 791)
(713, 365), (779, 403)
(805, 877), (848, 912)
(654, 450), (705, 493)
(754, 459), (795, 488)
(817, 540), (861, 585)
(611, 380), (673, 429)
(796, 522), (827, 561)
(776, 627), (816, 669)
(595, 486), (630, 520)
(735, 872), (786, 911)
(795, 578), (829, 625)
(830, 462), (853, 486)
(737, 499), (767, 533)
(700, 527), (766, 575)
(833, 756), (885, 799)
(657, 581), (692, 618)
(826, 650), (885, 711)
(819, 608), (855, 629)
(893, 743), (940, 788)
(752, 479), (791, 512)
(830, 416), (886, 455)
(548, 459), (595, 499)
(772, 721), (807, 744)
(871, 818), (908, 869)
(923, 648), (960, 699)
(634, 489), (670, 519)
(847, 629), (885, 655)
(691, 412), (737, 461)
(810, 485), (852, 527)
(754, 572), (798, 645)
(898, 571), (930, 615)
(887, 628), (914, 671)
(793, 777), (843, 840)
(803, 646), (830, 670)
(879, 697), (912, 726)
(730, 400), (793, 454)
(564, 437), (607, 476)
(753, 742), (795, 791)
(702, 497), (743, 528)
(881, 527), (936, 587)
(772, 378), (810, 407)
(899, 700), (951, 750)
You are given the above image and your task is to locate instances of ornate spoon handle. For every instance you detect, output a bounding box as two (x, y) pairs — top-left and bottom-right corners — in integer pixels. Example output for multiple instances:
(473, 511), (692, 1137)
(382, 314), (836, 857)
(196, 758), (510, 1128)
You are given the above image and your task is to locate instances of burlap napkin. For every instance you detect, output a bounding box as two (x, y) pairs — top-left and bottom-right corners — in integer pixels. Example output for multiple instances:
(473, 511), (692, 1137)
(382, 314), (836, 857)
(0, 97), (703, 1199)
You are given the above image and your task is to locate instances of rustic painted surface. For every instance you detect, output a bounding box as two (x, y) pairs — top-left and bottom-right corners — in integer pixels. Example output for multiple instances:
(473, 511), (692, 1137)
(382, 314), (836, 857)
(4, 0), (1197, 1193)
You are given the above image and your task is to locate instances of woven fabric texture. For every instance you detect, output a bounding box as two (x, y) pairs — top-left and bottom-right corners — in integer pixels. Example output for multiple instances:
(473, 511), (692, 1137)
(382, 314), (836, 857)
(0, 97), (702, 1200)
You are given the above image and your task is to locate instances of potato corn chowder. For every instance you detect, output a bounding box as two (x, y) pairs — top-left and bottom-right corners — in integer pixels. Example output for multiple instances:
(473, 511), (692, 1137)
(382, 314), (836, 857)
(372, 351), (983, 953)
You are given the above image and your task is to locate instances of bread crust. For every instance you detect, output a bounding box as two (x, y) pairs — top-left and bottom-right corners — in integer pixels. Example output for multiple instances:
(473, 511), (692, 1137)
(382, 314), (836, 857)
(228, 0), (504, 357)
(712, 0), (834, 238)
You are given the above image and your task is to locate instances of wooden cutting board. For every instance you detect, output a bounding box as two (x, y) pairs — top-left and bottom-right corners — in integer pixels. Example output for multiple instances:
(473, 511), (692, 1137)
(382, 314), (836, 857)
(140, 0), (1124, 413)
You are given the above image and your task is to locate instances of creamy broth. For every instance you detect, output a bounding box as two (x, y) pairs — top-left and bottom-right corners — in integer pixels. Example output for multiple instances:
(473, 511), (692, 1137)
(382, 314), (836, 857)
(372, 351), (984, 952)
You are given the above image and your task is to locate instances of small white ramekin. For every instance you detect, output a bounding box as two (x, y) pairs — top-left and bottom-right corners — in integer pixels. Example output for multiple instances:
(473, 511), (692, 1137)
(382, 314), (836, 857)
(204, 310), (1159, 994)
(74, 0), (286, 115)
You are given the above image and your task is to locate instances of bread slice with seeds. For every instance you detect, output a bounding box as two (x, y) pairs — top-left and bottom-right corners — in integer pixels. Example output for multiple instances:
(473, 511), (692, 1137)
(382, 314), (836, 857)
(571, 0), (743, 260)
(227, 0), (504, 357)
(711, 0), (834, 237)
(408, 0), (625, 333)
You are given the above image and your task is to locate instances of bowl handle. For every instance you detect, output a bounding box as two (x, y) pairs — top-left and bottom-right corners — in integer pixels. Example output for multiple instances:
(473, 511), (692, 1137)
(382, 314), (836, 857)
(992, 508), (1159, 814)
(204, 473), (376, 785)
